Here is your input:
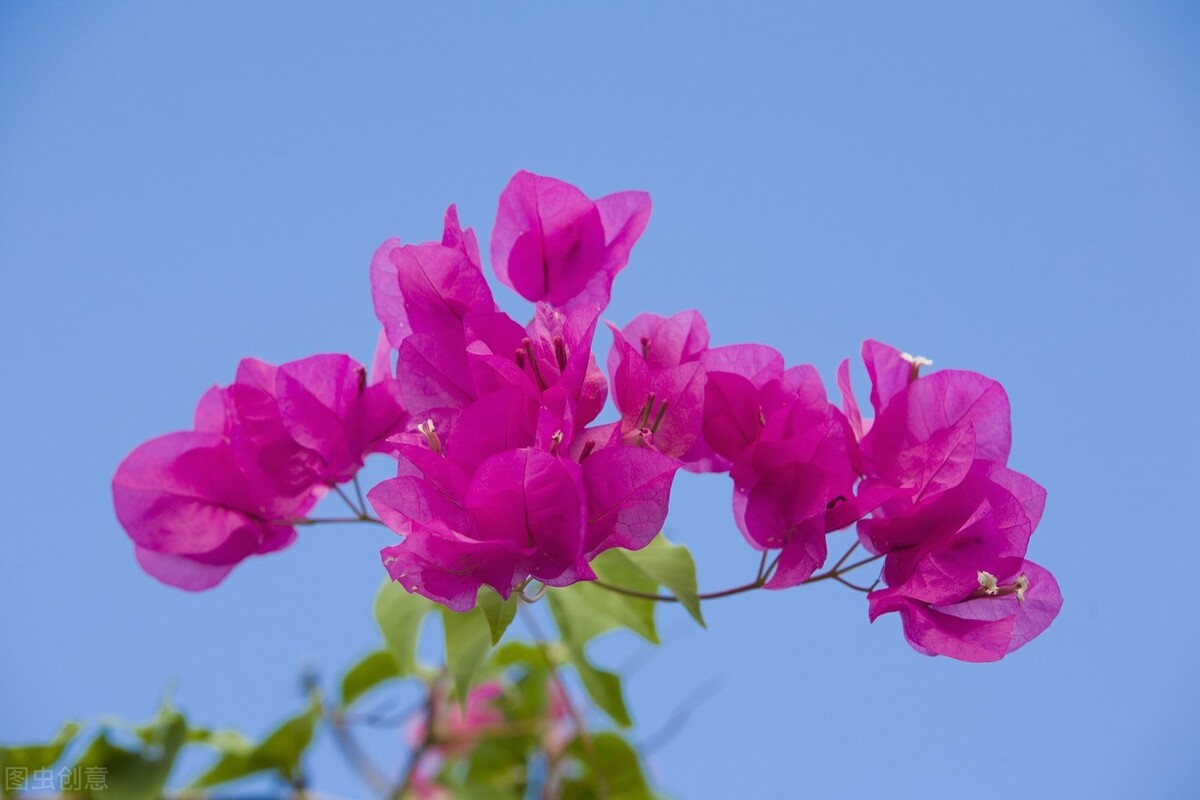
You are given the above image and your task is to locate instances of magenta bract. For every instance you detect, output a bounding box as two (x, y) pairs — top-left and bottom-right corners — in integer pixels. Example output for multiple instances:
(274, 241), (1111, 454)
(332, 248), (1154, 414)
(839, 340), (1061, 660)
(113, 353), (405, 589)
(364, 175), (686, 610)
(491, 170), (651, 311)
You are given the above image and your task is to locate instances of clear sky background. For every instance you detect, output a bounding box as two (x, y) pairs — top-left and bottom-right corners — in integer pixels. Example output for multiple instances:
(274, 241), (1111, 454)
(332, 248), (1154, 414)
(2, 2), (1198, 798)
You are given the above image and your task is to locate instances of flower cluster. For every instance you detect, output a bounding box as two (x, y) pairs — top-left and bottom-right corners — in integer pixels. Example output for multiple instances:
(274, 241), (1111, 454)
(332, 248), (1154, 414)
(365, 173), (678, 611)
(838, 341), (1063, 661)
(607, 312), (859, 588)
(112, 170), (1060, 661)
(112, 353), (404, 589)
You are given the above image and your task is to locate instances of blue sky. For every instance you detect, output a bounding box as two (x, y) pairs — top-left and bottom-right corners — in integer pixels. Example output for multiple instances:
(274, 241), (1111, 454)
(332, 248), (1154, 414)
(2, 2), (1198, 797)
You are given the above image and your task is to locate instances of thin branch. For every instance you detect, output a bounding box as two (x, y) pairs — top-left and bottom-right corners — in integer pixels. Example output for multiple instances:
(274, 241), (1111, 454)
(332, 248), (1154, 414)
(341, 697), (426, 729)
(592, 541), (883, 603)
(830, 540), (859, 572)
(290, 516), (386, 527)
(390, 682), (438, 800)
(833, 575), (874, 593)
(754, 549), (770, 583)
(639, 677), (722, 755)
(800, 554), (883, 586)
(592, 578), (764, 603)
(518, 607), (609, 800)
(330, 483), (365, 518)
(353, 475), (369, 517)
(327, 709), (393, 799)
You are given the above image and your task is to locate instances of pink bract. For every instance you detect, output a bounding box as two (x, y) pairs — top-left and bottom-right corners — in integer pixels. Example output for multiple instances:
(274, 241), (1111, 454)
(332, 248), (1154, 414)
(490, 170), (651, 311)
(113, 352), (405, 589)
(840, 339), (1061, 660)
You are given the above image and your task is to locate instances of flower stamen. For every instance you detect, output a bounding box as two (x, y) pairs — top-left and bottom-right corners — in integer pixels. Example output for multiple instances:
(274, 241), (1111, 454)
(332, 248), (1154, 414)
(553, 336), (568, 372)
(650, 399), (669, 434)
(977, 570), (1000, 596)
(637, 393), (657, 429)
(417, 418), (444, 456)
(522, 337), (548, 391)
(1015, 573), (1030, 603)
(900, 351), (934, 382)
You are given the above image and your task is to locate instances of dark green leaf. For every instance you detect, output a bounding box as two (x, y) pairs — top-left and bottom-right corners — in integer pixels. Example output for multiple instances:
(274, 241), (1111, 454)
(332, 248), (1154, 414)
(340, 649), (399, 708)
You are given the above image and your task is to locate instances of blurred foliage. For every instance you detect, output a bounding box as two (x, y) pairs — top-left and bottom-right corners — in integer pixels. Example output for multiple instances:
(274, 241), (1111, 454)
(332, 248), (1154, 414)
(1, 534), (703, 798)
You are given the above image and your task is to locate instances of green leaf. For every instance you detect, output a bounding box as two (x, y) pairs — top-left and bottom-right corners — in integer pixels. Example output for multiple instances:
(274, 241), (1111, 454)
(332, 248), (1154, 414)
(548, 562), (658, 647)
(565, 646), (631, 728)
(490, 641), (550, 669)
(373, 579), (434, 676)
(189, 693), (321, 789)
(561, 732), (655, 800)
(477, 586), (518, 645)
(440, 605), (493, 701)
(73, 703), (187, 800)
(547, 573), (645, 728)
(455, 784), (525, 800)
(339, 649), (399, 708)
(464, 735), (533, 787)
(612, 533), (705, 627)
(0, 721), (81, 784)
(186, 728), (252, 750)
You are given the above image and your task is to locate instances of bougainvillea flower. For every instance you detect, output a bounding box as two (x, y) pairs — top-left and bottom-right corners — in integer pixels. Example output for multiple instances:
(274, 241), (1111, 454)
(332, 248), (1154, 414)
(114, 432), (308, 590)
(490, 170), (651, 311)
(371, 205), (494, 346)
(860, 457), (1058, 661)
(114, 352), (405, 590)
(864, 461), (1044, 584)
(580, 444), (679, 558)
(460, 303), (608, 439)
(868, 559), (1062, 662)
(408, 680), (506, 755)
(371, 207), (498, 418)
(608, 325), (705, 461)
(838, 339), (1011, 511)
(402, 681), (505, 799)
(371, 380), (677, 611)
(682, 339), (858, 587)
(859, 460), (1045, 574)
(611, 310), (711, 372)
(698, 344), (787, 464)
(606, 311), (727, 472)
(727, 367), (859, 587)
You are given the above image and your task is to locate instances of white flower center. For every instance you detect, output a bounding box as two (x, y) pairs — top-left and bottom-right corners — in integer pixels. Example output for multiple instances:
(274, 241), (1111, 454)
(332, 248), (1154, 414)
(977, 570), (1000, 595)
